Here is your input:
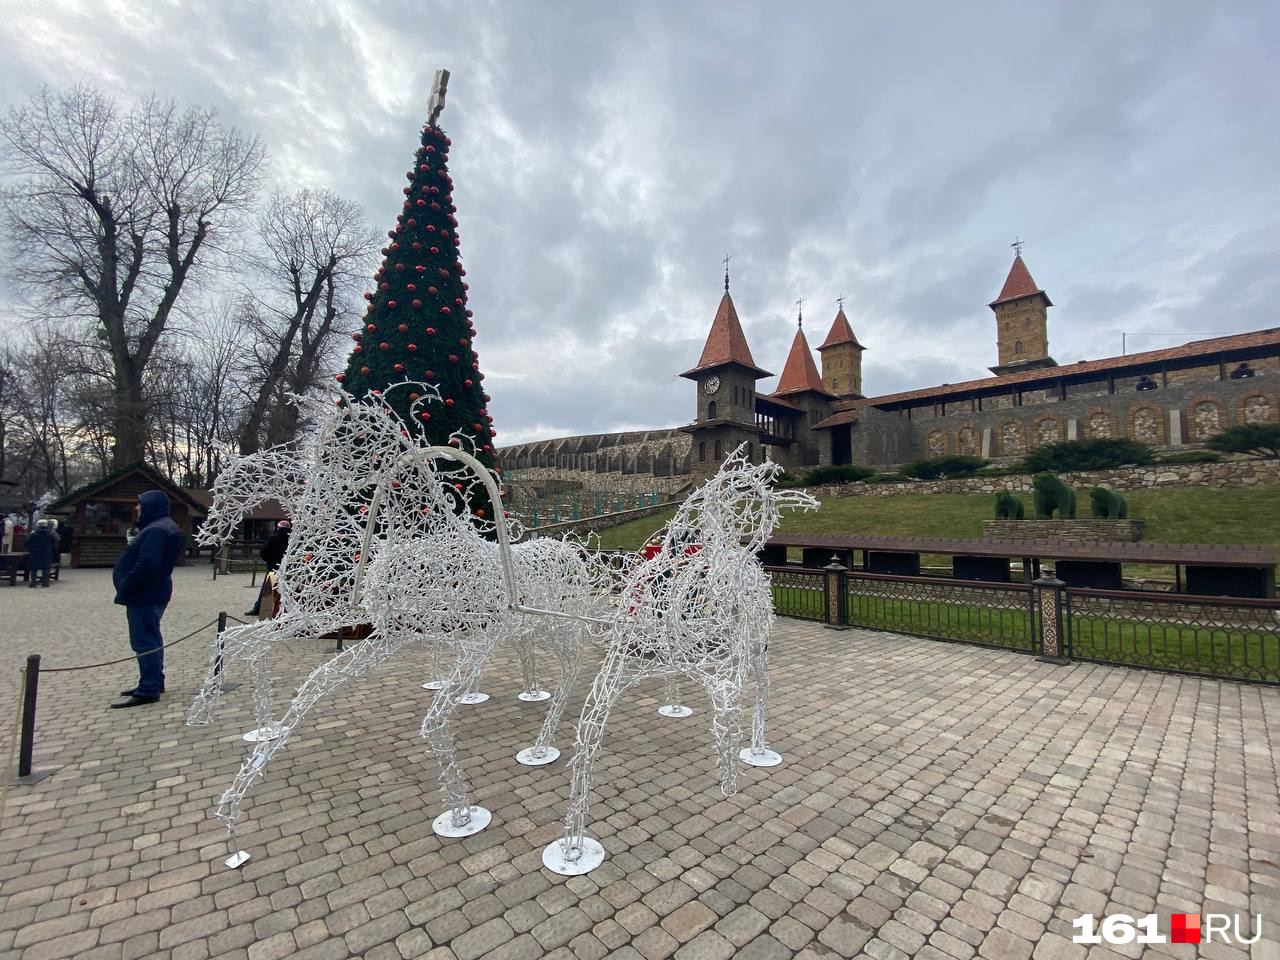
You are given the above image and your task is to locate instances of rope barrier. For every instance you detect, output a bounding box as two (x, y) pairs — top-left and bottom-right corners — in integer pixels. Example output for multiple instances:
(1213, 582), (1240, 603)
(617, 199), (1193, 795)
(39, 618), (220, 673)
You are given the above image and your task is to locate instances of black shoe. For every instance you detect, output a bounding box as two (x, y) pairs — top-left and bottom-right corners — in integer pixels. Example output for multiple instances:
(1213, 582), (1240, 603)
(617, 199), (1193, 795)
(120, 688), (138, 697)
(110, 694), (159, 709)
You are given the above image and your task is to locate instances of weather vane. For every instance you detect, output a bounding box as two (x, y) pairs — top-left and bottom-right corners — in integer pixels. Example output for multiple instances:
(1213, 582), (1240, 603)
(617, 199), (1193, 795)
(836, 296), (845, 310)
(1011, 236), (1024, 257)
(428, 68), (450, 126)
(722, 254), (733, 292)
(795, 297), (805, 329)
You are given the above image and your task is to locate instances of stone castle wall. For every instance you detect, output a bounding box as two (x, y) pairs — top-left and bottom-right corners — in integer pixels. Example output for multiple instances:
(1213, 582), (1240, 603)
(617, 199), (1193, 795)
(802, 456), (1280, 500)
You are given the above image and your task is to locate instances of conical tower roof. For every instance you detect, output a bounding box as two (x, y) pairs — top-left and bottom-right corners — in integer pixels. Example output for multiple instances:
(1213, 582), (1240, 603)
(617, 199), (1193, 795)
(680, 291), (771, 379)
(817, 306), (866, 351)
(773, 327), (833, 397)
(990, 255), (1053, 307)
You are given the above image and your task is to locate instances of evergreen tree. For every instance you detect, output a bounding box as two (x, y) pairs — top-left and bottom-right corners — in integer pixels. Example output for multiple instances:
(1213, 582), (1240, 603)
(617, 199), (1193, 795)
(338, 121), (496, 474)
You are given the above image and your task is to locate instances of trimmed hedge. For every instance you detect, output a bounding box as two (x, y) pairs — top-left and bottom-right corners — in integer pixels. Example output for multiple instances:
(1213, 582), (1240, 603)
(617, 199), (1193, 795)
(1157, 450), (1222, 465)
(1207, 423), (1280, 458)
(1019, 438), (1154, 472)
(803, 464), (876, 486)
(901, 455), (986, 480)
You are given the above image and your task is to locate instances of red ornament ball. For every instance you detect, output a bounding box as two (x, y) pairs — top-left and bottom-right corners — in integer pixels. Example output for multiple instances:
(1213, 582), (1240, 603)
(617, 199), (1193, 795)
(419, 163), (429, 171)
(387, 301), (396, 308)
(448, 354), (458, 362)
(390, 242), (399, 251)
(364, 292), (373, 300)
(426, 224), (436, 233)
(416, 265), (426, 273)
(412, 242), (421, 250)
(379, 282), (390, 291)
(430, 246), (439, 254)
(411, 299), (422, 308)
(360, 366), (370, 374)
(335, 374), (345, 383)
(353, 344), (363, 353)
(407, 283), (416, 291)
(430, 201), (441, 211)
(379, 342), (389, 350)
(427, 286), (438, 295)
(407, 343), (417, 351)
(426, 327), (436, 335)
(445, 398), (455, 407)
(425, 369), (435, 378)
(394, 363), (404, 372)
(398, 323), (408, 333)
(441, 306), (451, 316)
(416, 199), (426, 207)
(406, 218), (416, 227)
(474, 508), (485, 518)
(454, 297), (464, 306)
(420, 412), (431, 421)
(464, 378), (473, 387)
(459, 338), (468, 346)
(409, 392), (419, 400)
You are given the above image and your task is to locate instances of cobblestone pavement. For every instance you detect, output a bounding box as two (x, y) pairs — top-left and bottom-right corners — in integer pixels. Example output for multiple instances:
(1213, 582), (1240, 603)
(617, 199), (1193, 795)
(1, 566), (1278, 960)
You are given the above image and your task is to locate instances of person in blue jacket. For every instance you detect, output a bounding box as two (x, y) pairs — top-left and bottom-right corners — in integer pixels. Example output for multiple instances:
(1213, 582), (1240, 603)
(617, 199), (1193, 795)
(111, 490), (186, 708)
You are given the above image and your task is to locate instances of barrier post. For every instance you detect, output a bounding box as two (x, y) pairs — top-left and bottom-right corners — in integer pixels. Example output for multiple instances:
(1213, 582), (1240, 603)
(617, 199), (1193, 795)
(1033, 571), (1069, 664)
(14, 655), (55, 784)
(823, 558), (849, 630)
(215, 612), (239, 693)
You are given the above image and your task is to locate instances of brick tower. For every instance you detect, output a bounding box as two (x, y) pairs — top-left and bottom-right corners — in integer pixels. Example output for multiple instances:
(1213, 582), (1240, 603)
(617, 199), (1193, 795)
(679, 275), (771, 475)
(989, 253), (1057, 375)
(817, 303), (866, 398)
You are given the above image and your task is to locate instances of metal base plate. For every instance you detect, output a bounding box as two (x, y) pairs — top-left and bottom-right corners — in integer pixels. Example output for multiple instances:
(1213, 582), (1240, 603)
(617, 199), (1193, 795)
(516, 746), (560, 766)
(457, 692), (489, 704)
(518, 690), (552, 702)
(658, 704), (693, 718)
(225, 850), (251, 869)
(432, 805), (492, 838)
(542, 837), (606, 875)
(739, 746), (783, 767)
(421, 680), (446, 690)
(241, 724), (282, 743)
(8, 768), (56, 785)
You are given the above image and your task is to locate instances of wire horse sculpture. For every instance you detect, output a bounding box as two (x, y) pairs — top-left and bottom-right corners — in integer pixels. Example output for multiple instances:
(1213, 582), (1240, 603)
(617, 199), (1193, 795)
(187, 393), (418, 740)
(541, 448), (817, 874)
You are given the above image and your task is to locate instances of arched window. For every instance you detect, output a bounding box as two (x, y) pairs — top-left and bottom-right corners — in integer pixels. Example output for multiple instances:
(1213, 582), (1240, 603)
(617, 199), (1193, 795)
(707, 400), (717, 420)
(698, 442), (706, 462)
(714, 439), (722, 460)
(1024, 316), (1031, 327)
(1015, 340), (1023, 354)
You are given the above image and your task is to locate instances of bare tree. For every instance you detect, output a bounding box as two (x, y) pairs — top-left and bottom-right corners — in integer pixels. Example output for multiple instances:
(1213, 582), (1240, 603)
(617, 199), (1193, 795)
(236, 188), (377, 454)
(0, 84), (266, 468)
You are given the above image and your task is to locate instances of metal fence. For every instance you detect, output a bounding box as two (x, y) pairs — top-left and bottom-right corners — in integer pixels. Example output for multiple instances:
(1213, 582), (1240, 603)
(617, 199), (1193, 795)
(1064, 588), (1280, 684)
(765, 560), (1280, 685)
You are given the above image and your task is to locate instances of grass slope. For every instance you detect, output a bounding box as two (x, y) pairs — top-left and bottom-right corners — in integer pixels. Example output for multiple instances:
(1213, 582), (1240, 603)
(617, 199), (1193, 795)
(588, 485), (1280, 555)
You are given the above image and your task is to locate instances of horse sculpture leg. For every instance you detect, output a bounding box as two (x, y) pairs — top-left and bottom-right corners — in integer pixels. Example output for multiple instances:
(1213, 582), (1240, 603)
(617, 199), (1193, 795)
(542, 645), (632, 875)
(739, 633), (782, 767)
(516, 626), (585, 766)
(187, 620), (281, 727)
(214, 627), (410, 831)
(704, 676), (744, 796)
(515, 629), (550, 702)
(423, 652), (493, 837)
(658, 672), (693, 717)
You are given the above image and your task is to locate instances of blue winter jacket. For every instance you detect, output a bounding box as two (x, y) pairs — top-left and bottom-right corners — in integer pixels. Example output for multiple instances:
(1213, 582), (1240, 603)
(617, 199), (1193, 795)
(113, 491), (185, 607)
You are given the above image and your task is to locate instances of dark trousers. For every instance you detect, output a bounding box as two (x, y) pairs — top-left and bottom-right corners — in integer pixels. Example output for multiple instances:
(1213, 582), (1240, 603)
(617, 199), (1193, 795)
(126, 603), (167, 697)
(27, 564), (50, 587)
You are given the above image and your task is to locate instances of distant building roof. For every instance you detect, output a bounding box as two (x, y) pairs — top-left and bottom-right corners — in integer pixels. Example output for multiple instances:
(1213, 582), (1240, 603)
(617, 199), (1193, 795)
(990, 255), (1052, 308)
(44, 462), (208, 516)
(868, 326), (1280, 408)
(183, 488), (288, 522)
(680, 291), (772, 379)
(817, 306), (865, 351)
(773, 328), (835, 398)
(812, 409), (859, 430)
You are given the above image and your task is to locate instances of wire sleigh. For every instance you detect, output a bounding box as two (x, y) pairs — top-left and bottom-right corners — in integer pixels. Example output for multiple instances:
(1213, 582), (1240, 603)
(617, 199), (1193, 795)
(194, 389), (815, 875)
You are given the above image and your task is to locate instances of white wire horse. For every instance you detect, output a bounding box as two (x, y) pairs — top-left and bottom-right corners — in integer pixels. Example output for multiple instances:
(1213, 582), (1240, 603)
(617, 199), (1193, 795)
(208, 402), (616, 845)
(541, 448), (817, 874)
(186, 392), (418, 738)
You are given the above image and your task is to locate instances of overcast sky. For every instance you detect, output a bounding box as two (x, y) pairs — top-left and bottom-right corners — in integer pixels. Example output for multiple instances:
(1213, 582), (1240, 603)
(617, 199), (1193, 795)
(2, 1), (1277, 445)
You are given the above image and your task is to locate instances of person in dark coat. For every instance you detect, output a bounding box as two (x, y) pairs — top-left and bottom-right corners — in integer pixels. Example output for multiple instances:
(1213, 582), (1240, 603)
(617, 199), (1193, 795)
(25, 521), (56, 588)
(111, 490), (186, 708)
(245, 519), (290, 617)
(57, 522), (72, 559)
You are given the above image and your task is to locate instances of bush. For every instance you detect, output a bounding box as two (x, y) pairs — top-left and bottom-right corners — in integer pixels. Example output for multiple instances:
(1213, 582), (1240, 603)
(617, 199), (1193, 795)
(803, 464), (875, 486)
(772, 471), (806, 489)
(1019, 438), (1154, 473)
(868, 472), (909, 484)
(1157, 450), (1222, 465)
(1207, 423), (1280, 458)
(901, 455), (986, 480)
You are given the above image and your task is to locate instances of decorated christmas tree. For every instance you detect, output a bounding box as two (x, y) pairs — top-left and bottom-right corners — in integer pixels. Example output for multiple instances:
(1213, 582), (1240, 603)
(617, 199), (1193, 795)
(338, 71), (496, 471)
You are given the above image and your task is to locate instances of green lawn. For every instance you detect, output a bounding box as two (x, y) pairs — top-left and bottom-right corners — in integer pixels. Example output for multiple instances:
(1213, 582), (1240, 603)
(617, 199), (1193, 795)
(589, 485), (1280, 557)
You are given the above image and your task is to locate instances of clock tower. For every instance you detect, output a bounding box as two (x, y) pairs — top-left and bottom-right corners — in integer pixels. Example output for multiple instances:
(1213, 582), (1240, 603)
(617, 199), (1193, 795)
(679, 276), (771, 476)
